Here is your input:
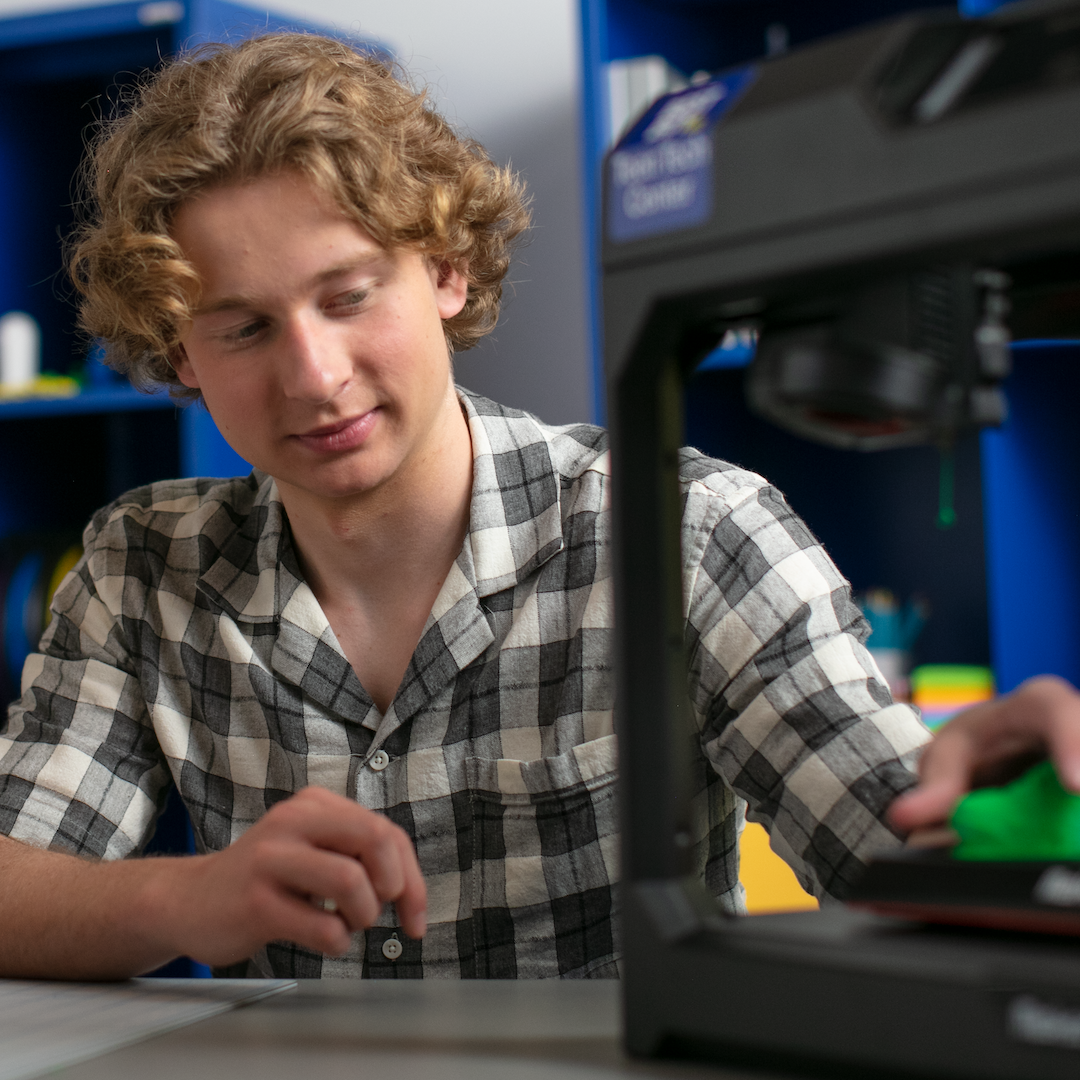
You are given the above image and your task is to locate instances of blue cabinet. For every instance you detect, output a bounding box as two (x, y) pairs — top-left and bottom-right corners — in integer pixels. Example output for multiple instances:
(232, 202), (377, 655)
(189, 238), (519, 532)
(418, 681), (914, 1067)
(580, 0), (1077, 691)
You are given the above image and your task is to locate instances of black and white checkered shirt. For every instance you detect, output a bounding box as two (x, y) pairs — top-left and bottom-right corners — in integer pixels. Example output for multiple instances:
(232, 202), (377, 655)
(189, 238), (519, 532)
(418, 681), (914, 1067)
(0, 390), (929, 978)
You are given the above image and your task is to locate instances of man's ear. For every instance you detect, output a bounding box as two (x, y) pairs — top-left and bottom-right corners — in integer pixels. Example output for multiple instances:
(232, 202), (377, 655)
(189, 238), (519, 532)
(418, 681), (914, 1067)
(433, 260), (469, 321)
(170, 344), (201, 390)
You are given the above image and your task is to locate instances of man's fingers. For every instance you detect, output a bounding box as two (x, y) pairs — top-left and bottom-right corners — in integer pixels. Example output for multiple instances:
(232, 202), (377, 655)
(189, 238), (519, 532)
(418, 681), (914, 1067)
(273, 836), (425, 942)
(1037, 678), (1080, 791)
(890, 697), (1003, 832)
(259, 844), (382, 931)
(889, 729), (975, 832)
(272, 789), (426, 933)
(200, 891), (354, 964)
(256, 893), (355, 958)
(280, 900), (354, 957)
(322, 819), (426, 939)
(260, 788), (427, 937)
(890, 676), (1080, 834)
(176, 790), (429, 966)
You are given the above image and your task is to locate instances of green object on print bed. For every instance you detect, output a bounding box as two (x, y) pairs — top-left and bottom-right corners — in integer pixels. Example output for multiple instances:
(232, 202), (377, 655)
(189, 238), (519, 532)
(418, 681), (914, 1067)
(951, 760), (1080, 861)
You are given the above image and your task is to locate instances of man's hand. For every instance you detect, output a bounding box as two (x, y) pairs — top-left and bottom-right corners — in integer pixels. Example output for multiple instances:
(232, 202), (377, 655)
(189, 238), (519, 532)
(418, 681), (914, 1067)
(0, 786), (425, 979)
(890, 675), (1080, 834)
(156, 786), (427, 967)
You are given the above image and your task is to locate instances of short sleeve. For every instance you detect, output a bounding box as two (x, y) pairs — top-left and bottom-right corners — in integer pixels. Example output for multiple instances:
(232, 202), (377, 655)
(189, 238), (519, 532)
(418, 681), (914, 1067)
(0, 527), (169, 860)
(679, 450), (931, 900)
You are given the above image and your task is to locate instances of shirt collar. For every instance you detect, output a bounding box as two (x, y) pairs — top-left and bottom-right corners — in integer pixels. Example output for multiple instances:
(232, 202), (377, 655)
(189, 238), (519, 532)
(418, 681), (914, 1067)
(195, 470), (294, 623)
(457, 388), (565, 598)
(196, 389), (567, 621)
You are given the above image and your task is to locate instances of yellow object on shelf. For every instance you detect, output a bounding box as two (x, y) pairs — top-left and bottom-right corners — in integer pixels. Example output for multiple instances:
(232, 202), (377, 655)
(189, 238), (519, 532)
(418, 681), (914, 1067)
(0, 374), (80, 400)
(739, 821), (819, 914)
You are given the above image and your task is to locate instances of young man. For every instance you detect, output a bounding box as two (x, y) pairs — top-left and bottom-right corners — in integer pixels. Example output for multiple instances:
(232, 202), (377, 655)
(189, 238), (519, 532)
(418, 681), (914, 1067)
(0, 33), (1077, 980)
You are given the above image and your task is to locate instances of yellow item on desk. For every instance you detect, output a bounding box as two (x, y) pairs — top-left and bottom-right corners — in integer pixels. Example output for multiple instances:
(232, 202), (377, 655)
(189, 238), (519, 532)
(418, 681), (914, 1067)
(739, 821), (819, 914)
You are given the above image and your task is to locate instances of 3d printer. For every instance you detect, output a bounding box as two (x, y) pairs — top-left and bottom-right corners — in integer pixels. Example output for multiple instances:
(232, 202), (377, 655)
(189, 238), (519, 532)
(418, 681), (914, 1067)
(605, 2), (1080, 1076)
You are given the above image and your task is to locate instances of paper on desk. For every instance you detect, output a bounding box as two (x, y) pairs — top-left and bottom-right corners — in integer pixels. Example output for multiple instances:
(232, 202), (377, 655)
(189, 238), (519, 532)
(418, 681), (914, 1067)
(0, 978), (292, 1080)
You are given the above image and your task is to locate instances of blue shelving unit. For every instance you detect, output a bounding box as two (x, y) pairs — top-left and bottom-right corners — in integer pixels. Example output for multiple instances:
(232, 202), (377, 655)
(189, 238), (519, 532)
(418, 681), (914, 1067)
(580, 0), (1078, 690)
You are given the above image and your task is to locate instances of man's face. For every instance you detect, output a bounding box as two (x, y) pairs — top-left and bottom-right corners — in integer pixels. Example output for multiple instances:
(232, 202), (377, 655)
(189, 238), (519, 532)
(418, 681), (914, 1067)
(170, 171), (468, 505)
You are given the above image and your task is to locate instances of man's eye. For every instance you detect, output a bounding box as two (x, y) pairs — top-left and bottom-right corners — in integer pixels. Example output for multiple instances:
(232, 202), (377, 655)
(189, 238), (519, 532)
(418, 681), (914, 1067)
(229, 320), (267, 342)
(327, 290), (367, 312)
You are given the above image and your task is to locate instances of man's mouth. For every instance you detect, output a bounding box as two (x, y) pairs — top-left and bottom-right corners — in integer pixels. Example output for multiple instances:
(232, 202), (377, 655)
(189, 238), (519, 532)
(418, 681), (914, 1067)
(293, 408), (379, 453)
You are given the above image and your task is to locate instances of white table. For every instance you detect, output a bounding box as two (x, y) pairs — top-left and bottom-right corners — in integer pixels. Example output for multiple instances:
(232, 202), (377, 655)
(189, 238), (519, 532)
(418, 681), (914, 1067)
(43, 980), (781, 1080)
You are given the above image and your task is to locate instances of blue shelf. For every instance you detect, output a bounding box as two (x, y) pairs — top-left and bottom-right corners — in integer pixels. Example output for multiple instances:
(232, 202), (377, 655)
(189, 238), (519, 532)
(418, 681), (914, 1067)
(0, 384), (173, 421)
(0, 0), (167, 49)
(0, 0), (387, 52)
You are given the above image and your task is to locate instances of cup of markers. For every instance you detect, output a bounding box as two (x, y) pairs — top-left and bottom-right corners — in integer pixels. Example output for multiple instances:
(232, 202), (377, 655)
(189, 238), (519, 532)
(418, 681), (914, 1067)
(859, 588), (928, 701)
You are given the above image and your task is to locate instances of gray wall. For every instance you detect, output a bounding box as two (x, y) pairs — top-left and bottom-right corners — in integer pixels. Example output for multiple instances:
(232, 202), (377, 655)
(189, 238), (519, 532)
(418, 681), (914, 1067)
(0, 0), (596, 426)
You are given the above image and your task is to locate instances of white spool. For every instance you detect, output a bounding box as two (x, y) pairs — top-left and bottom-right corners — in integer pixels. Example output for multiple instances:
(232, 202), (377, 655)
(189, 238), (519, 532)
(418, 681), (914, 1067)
(0, 312), (41, 389)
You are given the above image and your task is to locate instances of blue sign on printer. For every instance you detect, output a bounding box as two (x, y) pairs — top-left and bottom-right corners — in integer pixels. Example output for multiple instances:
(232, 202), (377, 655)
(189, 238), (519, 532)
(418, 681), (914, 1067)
(606, 67), (756, 243)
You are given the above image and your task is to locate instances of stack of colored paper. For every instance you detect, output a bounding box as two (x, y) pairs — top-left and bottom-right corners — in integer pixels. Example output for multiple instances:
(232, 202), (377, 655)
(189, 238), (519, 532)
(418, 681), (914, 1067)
(910, 664), (994, 731)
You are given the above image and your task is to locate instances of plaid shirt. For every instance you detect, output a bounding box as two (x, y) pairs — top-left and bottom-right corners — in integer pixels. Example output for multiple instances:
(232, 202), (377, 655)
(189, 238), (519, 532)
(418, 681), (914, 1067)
(0, 390), (928, 978)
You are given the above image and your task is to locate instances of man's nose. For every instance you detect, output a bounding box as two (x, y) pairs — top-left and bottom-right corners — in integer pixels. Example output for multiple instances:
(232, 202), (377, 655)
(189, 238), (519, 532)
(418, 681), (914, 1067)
(279, 315), (351, 402)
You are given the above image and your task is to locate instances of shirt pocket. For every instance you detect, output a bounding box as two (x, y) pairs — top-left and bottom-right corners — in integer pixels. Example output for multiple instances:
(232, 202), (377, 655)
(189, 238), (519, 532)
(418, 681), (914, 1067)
(463, 733), (619, 978)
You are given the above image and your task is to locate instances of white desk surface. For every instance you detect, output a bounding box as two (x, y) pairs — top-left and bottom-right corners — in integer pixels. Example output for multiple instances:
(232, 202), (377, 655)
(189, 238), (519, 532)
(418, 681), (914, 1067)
(0, 978), (289, 1080)
(46, 980), (783, 1080)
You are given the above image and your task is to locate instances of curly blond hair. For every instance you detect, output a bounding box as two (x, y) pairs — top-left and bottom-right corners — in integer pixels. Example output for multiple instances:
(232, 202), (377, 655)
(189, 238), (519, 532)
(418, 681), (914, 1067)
(69, 33), (531, 400)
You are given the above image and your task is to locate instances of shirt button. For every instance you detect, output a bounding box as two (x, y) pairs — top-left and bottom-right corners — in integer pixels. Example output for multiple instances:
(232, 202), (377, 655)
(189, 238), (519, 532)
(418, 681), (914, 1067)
(382, 934), (402, 960)
(369, 749), (390, 772)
